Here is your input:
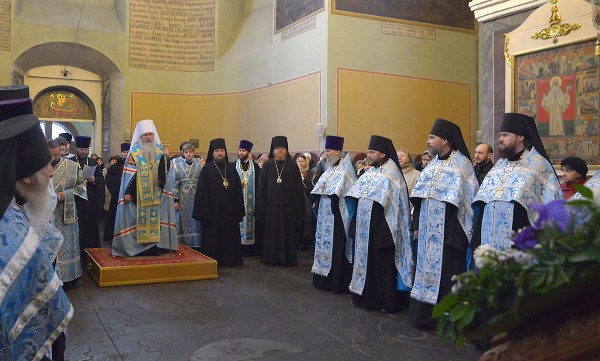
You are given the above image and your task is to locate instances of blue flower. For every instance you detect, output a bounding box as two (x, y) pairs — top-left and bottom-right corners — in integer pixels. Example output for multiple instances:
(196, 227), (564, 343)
(512, 200), (591, 250)
(531, 200), (569, 231)
(531, 199), (591, 232)
(513, 226), (537, 250)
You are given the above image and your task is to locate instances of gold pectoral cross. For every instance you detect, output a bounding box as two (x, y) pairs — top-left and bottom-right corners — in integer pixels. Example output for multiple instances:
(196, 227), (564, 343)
(496, 186), (503, 198)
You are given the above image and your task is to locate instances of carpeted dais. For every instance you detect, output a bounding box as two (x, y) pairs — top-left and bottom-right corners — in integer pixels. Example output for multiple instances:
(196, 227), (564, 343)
(85, 245), (218, 287)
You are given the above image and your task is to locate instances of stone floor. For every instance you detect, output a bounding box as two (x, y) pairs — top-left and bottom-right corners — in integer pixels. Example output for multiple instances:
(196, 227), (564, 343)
(64, 244), (481, 361)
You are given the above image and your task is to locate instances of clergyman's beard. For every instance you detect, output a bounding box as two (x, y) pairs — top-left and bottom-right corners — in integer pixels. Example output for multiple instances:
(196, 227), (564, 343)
(142, 141), (155, 161)
(325, 154), (341, 169)
(497, 144), (515, 159)
(239, 153), (248, 161)
(427, 147), (438, 158)
(369, 159), (381, 168)
(24, 177), (57, 232)
(214, 157), (226, 165)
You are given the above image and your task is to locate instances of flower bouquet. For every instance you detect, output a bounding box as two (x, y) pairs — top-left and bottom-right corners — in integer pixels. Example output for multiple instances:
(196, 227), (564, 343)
(433, 186), (600, 347)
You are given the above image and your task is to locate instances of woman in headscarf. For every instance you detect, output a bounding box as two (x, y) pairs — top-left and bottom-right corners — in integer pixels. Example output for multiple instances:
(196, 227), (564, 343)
(560, 156), (588, 199)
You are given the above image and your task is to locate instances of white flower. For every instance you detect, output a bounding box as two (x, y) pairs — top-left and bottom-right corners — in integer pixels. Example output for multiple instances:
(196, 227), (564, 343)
(474, 244), (492, 257)
(504, 249), (537, 266)
(474, 244), (497, 269)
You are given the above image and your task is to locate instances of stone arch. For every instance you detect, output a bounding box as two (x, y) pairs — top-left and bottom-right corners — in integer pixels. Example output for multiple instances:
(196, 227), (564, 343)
(13, 42), (124, 159)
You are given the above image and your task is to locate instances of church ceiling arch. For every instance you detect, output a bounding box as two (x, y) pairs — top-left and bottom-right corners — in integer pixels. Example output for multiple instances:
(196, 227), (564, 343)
(13, 42), (121, 79)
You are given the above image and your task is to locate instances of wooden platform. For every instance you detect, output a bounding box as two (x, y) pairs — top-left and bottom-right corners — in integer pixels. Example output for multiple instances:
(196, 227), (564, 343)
(85, 245), (218, 287)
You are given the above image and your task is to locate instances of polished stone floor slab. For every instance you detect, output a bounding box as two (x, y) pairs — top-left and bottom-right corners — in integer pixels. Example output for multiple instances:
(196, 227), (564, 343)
(64, 251), (480, 361)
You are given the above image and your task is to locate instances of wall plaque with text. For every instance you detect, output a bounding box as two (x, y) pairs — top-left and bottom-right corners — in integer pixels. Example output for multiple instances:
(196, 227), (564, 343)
(0, 0), (10, 51)
(281, 17), (317, 42)
(129, 0), (215, 72)
(381, 22), (436, 40)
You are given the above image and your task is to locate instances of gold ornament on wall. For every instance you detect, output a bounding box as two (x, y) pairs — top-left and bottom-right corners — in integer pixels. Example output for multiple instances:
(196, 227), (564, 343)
(532, 0), (582, 44)
(504, 33), (512, 67)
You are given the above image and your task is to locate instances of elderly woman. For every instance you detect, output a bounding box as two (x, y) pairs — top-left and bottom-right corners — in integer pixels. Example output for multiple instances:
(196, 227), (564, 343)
(397, 148), (421, 195)
(560, 156), (588, 199)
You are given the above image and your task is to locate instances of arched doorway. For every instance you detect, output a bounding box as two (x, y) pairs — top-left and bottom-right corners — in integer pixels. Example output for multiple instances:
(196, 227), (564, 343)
(13, 42), (124, 159)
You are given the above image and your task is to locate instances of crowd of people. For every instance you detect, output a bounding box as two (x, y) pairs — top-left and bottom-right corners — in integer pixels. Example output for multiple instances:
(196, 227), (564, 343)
(2, 84), (600, 359)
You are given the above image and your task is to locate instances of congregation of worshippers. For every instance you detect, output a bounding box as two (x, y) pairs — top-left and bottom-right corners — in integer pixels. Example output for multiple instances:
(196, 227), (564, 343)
(2, 84), (600, 361)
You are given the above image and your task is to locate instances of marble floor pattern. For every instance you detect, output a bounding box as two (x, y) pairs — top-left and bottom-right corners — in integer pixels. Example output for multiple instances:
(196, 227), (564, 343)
(64, 244), (481, 361)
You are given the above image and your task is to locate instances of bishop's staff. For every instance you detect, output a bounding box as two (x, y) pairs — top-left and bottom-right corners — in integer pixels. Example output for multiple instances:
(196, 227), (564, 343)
(161, 140), (174, 257)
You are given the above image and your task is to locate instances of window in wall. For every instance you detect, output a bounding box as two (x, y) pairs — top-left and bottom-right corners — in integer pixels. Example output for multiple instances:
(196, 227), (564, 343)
(39, 122), (70, 139)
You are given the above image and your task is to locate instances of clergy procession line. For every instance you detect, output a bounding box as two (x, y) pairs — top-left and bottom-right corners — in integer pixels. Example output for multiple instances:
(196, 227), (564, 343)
(2, 84), (600, 360)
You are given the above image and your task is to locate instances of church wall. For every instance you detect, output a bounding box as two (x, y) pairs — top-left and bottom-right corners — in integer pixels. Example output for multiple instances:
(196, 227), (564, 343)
(2, 0), (328, 156)
(327, 12), (478, 154)
(135, 0), (328, 155)
(3, 1), (482, 157)
(131, 72), (321, 156)
(0, 53), (11, 83)
(336, 68), (471, 153)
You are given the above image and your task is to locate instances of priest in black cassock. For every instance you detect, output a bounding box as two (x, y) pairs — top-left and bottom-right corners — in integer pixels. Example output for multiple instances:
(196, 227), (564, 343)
(103, 142), (129, 243)
(255, 136), (304, 266)
(193, 138), (245, 267)
(345, 135), (413, 313)
(409, 119), (478, 328)
(73, 135), (102, 257)
(311, 135), (357, 293)
(236, 140), (261, 257)
(472, 113), (561, 252)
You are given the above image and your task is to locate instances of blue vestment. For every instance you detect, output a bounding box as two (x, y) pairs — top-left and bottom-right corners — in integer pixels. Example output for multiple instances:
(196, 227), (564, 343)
(170, 157), (202, 248)
(52, 157), (86, 282)
(311, 153), (356, 278)
(410, 150), (478, 305)
(236, 159), (256, 246)
(112, 143), (177, 257)
(1, 203), (73, 361)
(345, 160), (413, 296)
(473, 147), (562, 251)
